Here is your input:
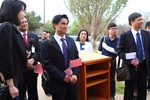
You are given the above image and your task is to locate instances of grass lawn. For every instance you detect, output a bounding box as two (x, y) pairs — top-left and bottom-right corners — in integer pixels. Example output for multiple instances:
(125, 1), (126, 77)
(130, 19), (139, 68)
(116, 81), (125, 94)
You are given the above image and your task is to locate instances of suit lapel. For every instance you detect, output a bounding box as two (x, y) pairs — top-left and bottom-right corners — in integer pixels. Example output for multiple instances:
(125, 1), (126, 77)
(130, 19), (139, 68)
(127, 30), (136, 46)
(127, 30), (136, 48)
(27, 32), (30, 47)
(51, 36), (62, 54)
(66, 36), (72, 55)
(141, 30), (146, 51)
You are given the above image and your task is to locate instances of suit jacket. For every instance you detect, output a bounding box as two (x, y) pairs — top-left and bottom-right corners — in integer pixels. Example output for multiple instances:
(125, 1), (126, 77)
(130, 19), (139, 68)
(117, 29), (150, 77)
(41, 35), (79, 94)
(27, 31), (40, 66)
(0, 22), (27, 80)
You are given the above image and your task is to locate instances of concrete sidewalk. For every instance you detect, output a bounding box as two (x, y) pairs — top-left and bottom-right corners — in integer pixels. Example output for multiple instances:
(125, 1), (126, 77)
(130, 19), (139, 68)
(37, 75), (150, 100)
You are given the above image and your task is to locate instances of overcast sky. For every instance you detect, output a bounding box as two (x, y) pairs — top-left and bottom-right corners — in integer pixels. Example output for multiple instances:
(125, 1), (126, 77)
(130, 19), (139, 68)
(0, 0), (150, 25)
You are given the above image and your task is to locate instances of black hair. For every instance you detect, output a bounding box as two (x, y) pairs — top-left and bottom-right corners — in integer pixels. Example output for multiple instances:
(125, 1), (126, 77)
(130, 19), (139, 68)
(42, 30), (49, 34)
(145, 21), (150, 29)
(107, 22), (117, 29)
(0, 0), (26, 26)
(52, 14), (69, 29)
(128, 12), (142, 26)
(76, 29), (89, 42)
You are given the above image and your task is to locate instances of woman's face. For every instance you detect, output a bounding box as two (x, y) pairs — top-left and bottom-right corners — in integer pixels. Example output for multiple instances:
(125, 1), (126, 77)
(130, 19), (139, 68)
(79, 31), (87, 42)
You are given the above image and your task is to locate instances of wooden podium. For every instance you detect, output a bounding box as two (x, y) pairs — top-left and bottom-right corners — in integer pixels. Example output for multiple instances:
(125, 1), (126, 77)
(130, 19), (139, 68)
(78, 51), (111, 100)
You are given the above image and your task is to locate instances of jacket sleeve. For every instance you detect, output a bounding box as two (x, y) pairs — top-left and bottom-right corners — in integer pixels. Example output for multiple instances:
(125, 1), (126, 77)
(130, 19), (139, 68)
(117, 32), (131, 65)
(98, 36), (104, 51)
(31, 34), (41, 63)
(0, 23), (14, 80)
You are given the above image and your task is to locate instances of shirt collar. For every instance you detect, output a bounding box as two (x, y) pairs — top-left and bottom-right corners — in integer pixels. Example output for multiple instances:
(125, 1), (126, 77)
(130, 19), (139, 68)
(20, 31), (27, 36)
(54, 33), (66, 40)
(131, 28), (141, 36)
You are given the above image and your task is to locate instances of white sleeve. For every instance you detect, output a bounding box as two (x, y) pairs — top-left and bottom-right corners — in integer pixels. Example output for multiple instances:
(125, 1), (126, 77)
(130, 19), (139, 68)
(98, 51), (102, 54)
(103, 43), (116, 54)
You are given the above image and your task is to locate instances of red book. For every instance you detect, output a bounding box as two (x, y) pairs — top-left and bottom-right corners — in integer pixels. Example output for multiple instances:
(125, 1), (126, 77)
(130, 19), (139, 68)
(70, 58), (82, 68)
(34, 64), (43, 74)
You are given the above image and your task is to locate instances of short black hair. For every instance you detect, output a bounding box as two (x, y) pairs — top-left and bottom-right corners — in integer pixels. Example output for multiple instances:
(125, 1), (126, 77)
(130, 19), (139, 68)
(42, 30), (49, 34)
(128, 12), (142, 26)
(52, 14), (69, 29)
(145, 21), (150, 28)
(76, 29), (89, 42)
(107, 22), (117, 29)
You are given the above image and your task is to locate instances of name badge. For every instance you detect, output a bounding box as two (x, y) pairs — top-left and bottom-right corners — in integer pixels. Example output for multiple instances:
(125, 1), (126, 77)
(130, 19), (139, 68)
(31, 46), (35, 53)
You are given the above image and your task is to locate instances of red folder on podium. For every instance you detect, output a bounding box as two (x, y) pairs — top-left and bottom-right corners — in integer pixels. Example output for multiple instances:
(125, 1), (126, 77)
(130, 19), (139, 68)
(70, 58), (82, 68)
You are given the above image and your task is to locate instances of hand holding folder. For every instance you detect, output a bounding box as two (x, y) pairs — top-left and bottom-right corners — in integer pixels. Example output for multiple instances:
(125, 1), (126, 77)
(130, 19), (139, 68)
(34, 64), (43, 74)
(64, 68), (73, 76)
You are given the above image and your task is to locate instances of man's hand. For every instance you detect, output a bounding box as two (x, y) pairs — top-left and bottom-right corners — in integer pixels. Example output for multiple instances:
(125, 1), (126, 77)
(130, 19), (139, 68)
(26, 50), (31, 58)
(69, 75), (77, 84)
(27, 58), (35, 70)
(131, 59), (139, 67)
(63, 75), (71, 83)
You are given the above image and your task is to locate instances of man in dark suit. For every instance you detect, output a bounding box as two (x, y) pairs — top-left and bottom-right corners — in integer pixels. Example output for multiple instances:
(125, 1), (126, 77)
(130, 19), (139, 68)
(117, 12), (150, 100)
(17, 13), (40, 100)
(41, 14), (79, 100)
(145, 21), (150, 92)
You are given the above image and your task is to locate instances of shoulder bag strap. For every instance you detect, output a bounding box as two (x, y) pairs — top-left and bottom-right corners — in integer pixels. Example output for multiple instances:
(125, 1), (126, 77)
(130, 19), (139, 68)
(117, 32), (129, 68)
(48, 38), (53, 62)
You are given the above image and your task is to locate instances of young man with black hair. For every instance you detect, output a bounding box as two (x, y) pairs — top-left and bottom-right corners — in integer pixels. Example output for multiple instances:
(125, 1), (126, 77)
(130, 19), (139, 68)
(98, 22), (119, 100)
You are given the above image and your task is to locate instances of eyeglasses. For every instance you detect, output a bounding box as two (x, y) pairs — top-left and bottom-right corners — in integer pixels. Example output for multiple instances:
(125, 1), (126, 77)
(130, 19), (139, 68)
(109, 27), (118, 30)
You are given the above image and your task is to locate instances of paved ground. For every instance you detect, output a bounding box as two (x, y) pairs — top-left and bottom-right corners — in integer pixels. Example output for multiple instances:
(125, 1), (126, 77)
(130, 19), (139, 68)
(37, 75), (150, 100)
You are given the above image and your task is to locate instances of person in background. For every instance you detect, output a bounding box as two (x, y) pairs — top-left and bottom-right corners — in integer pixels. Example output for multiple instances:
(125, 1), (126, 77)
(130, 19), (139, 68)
(0, 0), (27, 99)
(17, 13), (40, 100)
(145, 21), (150, 92)
(75, 30), (93, 52)
(145, 21), (150, 33)
(41, 14), (79, 100)
(42, 30), (50, 40)
(117, 12), (150, 100)
(98, 22), (119, 100)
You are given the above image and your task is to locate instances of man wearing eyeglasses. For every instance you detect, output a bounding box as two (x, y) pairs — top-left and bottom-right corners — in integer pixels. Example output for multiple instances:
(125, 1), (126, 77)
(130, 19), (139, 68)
(98, 22), (119, 100)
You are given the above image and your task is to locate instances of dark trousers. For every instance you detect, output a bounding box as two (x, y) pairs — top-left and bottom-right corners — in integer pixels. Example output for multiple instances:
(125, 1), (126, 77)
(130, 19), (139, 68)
(124, 61), (147, 100)
(110, 58), (116, 97)
(19, 70), (38, 100)
(52, 82), (78, 100)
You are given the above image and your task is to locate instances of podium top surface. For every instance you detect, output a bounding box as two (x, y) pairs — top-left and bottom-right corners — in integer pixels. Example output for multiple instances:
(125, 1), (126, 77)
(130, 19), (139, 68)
(79, 51), (111, 64)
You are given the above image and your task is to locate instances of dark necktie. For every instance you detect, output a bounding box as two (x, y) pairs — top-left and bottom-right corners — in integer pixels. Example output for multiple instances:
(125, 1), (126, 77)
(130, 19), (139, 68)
(61, 38), (68, 68)
(23, 33), (28, 46)
(136, 32), (144, 60)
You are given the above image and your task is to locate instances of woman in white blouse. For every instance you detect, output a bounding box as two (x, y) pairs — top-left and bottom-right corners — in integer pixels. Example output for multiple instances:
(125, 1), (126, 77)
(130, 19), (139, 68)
(75, 30), (93, 52)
